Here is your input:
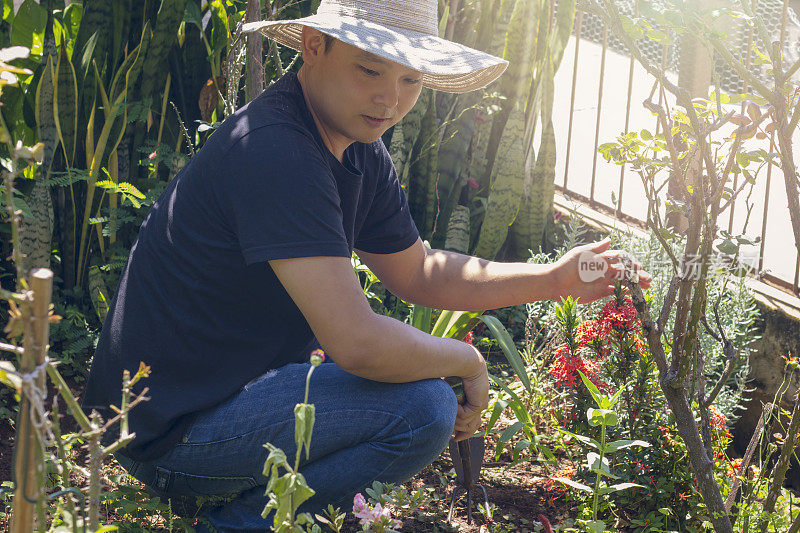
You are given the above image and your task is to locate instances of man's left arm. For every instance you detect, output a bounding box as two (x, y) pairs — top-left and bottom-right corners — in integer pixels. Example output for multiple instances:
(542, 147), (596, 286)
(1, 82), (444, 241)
(356, 236), (652, 311)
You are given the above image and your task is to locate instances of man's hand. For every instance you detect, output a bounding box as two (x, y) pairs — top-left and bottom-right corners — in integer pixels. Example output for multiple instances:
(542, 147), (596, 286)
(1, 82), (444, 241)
(550, 237), (653, 304)
(453, 346), (488, 442)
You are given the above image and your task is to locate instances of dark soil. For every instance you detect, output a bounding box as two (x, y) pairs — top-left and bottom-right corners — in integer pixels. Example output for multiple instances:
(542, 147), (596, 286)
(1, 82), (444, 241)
(1, 414), (572, 532)
(0, 357), (572, 531)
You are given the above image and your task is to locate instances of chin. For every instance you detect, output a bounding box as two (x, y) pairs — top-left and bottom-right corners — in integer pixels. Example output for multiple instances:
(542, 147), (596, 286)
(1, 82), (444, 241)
(356, 132), (385, 144)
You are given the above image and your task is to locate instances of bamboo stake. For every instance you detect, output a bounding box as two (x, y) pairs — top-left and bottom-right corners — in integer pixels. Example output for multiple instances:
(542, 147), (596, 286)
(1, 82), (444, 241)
(10, 269), (54, 533)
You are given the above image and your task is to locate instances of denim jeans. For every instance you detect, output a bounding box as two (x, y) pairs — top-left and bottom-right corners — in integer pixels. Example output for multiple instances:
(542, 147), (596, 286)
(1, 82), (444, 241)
(115, 360), (457, 532)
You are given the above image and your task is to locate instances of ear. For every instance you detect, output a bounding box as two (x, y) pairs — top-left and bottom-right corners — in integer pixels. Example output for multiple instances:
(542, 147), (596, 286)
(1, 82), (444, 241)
(299, 26), (327, 66)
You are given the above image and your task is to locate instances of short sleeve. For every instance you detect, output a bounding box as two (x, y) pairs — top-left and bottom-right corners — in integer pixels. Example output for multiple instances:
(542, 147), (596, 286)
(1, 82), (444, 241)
(222, 125), (351, 265)
(355, 143), (420, 254)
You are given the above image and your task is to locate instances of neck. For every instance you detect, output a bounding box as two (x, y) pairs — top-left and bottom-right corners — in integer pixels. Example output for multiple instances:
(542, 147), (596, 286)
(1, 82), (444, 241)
(297, 66), (347, 163)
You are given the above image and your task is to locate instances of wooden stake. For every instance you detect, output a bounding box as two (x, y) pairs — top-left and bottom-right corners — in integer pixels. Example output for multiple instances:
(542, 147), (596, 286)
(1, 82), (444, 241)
(11, 269), (53, 533)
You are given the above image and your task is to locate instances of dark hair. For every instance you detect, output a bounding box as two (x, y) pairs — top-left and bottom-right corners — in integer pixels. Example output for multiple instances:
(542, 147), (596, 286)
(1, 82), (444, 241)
(322, 33), (336, 54)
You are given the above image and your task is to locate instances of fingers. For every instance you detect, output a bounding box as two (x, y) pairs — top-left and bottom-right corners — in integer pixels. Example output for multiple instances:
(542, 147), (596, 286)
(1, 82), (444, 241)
(600, 250), (653, 288)
(586, 236), (611, 252)
(453, 403), (483, 441)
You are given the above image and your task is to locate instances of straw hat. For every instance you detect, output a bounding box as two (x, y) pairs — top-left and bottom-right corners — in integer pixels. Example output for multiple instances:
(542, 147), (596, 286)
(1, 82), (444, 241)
(242, 0), (508, 94)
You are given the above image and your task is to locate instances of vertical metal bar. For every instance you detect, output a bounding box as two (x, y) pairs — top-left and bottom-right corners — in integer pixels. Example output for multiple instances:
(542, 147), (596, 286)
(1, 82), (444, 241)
(779, 0), (794, 293)
(618, 22), (637, 218)
(590, 24), (609, 203)
(758, 0), (779, 275)
(563, 10), (583, 189)
(731, 0), (756, 234)
(758, 138), (774, 273)
(727, 173), (738, 234)
(654, 43), (669, 137)
(780, 0), (789, 50)
(794, 252), (799, 295)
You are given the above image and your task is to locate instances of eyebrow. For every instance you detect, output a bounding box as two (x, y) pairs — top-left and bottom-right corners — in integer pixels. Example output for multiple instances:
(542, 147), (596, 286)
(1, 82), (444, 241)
(356, 50), (390, 65)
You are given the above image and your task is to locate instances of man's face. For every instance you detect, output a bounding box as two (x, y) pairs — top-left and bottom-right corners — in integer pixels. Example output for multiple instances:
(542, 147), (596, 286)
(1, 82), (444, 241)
(301, 30), (424, 152)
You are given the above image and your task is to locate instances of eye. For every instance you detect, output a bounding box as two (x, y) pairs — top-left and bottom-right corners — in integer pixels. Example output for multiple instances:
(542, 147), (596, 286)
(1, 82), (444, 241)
(405, 77), (422, 85)
(359, 65), (379, 76)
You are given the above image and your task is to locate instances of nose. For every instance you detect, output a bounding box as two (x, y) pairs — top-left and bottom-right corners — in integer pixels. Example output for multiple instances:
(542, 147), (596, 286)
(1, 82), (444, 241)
(373, 78), (400, 113)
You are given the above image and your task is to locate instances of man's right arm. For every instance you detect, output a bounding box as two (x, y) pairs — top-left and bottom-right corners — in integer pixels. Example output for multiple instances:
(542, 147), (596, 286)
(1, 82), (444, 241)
(268, 255), (488, 439)
(269, 255), (483, 382)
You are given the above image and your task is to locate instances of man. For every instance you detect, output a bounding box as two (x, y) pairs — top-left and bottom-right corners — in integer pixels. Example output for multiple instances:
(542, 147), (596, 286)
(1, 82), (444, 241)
(82, 1), (651, 531)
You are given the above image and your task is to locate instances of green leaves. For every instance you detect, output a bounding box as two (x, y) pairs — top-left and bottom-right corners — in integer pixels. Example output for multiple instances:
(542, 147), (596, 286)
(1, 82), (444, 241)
(587, 407), (618, 428)
(409, 304), (433, 334)
(556, 477), (593, 493)
(604, 439), (651, 453)
(10, 0), (47, 55)
(554, 296), (579, 337)
(0, 361), (21, 391)
(479, 314), (531, 392)
(293, 403), (315, 462)
(262, 443), (289, 475)
(260, 357), (320, 529)
(430, 309), (481, 339)
(598, 482), (645, 495)
(183, 0), (203, 30)
(208, 0), (230, 54)
(95, 179), (145, 208)
(586, 452), (615, 479)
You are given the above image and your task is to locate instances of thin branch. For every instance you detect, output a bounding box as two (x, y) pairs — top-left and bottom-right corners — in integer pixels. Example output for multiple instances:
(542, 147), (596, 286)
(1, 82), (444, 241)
(724, 400), (774, 512)
(788, 89), (800, 132)
(784, 55), (800, 81)
(101, 388), (150, 433)
(759, 387), (800, 532)
(622, 280), (669, 375)
(708, 35), (773, 101)
(702, 342), (741, 409)
(596, 0), (690, 103)
(657, 275), (680, 333)
(0, 342), (23, 355)
(737, 0), (779, 70)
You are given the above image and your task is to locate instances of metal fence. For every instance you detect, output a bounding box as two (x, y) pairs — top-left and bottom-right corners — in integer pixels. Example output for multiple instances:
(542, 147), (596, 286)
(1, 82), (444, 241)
(556, 0), (800, 298)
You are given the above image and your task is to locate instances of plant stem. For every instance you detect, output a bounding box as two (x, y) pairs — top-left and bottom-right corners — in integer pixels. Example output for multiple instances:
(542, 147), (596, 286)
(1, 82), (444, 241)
(592, 423), (606, 522)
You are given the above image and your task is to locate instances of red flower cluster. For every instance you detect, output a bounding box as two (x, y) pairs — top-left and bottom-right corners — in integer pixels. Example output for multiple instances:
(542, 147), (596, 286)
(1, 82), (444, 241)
(660, 425), (680, 447)
(575, 319), (601, 346)
(708, 405), (731, 437)
(598, 297), (642, 335)
(575, 319), (606, 356)
(549, 345), (607, 389)
(727, 458), (743, 478)
(544, 465), (576, 490)
(463, 331), (474, 345)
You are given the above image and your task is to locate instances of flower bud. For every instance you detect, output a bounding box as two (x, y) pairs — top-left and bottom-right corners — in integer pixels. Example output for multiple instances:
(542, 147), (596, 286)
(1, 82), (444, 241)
(309, 348), (325, 366)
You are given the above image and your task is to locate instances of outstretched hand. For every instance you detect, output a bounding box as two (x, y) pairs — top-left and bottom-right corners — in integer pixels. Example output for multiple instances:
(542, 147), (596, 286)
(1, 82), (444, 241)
(549, 237), (652, 304)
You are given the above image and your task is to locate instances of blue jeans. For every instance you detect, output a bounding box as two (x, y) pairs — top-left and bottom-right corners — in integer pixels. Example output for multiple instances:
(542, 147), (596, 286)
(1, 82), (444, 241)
(115, 360), (457, 532)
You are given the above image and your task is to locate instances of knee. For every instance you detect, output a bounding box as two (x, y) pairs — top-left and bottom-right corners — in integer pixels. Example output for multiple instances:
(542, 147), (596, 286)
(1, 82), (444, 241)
(413, 378), (457, 448)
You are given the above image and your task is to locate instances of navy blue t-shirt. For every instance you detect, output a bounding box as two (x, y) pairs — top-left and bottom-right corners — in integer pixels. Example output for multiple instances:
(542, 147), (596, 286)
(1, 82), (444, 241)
(81, 72), (419, 461)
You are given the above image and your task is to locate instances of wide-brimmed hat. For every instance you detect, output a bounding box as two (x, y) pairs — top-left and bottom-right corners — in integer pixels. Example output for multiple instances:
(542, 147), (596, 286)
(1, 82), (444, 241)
(242, 0), (508, 94)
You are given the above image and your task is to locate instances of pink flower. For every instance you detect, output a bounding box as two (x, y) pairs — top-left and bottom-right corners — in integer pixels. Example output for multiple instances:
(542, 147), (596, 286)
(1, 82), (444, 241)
(352, 493), (401, 528)
(148, 150), (157, 160)
(466, 177), (479, 189)
(353, 493), (370, 520)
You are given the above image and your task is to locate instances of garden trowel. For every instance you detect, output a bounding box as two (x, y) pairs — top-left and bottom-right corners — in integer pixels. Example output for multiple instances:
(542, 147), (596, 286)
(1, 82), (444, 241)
(445, 379), (490, 524)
